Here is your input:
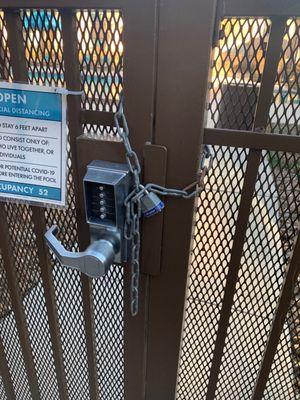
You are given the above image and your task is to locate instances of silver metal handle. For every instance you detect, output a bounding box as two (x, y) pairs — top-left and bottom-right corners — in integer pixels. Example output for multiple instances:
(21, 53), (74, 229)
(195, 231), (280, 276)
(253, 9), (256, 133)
(44, 225), (120, 278)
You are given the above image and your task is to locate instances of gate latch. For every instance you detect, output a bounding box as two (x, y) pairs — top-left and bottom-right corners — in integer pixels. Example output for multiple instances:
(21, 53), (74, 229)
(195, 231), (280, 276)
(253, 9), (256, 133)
(44, 160), (131, 278)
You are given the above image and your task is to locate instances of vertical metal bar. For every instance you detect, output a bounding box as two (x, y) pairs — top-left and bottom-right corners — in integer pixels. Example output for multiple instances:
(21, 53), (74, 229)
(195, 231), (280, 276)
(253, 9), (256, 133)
(4, 8), (69, 399)
(251, 232), (300, 400)
(0, 207), (40, 400)
(254, 17), (286, 130)
(0, 9), (41, 400)
(249, 17), (293, 400)
(0, 337), (16, 400)
(205, 149), (262, 400)
(3, 9), (27, 79)
(144, 1), (217, 398)
(204, 17), (286, 399)
(121, 0), (159, 399)
(31, 212), (69, 400)
(60, 9), (99, 400)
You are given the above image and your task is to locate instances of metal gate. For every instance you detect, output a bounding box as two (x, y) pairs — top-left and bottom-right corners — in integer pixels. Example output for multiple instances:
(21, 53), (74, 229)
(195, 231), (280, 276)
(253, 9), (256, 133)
(0, 1), (299, 400)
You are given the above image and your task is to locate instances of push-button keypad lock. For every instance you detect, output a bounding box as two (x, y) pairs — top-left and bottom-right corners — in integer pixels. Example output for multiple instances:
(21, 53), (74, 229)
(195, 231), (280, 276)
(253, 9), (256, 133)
(44, 161), (131, 278)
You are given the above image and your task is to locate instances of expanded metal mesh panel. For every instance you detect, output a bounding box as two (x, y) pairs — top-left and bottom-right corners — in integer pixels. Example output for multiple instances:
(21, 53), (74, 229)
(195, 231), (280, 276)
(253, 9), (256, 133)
(52, 266), (90, 399)
(21, 9), (64, 86)
(93, 265), (124, 399)
(207, 18), (270, 130)
(268, 18), (300, 136)
(23, 282), (60, 400)
(0, 257), (11, 320)
(0, 375), (7, 400)
(0, 6), (126, 400)
(20, 8), (90, 398)
(176, 145), (249, 399)
(262, 289), (300, 400)
(0, 314), (31, 400)
(76, 10), (123, 112)
(4, 203), (60, 400)
(4, 204), (40, 297)
(0, 254), (31, 400)
(0, 12), (13, 81)
(215, 150), (300, 400)
(262, 19), (300, 395)
(263, 104), (300, 399)
(83, 123), (119, 139)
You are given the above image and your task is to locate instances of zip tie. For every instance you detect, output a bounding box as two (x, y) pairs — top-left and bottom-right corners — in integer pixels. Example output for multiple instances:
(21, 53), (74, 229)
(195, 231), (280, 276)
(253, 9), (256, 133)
(54, 88), (83, 96)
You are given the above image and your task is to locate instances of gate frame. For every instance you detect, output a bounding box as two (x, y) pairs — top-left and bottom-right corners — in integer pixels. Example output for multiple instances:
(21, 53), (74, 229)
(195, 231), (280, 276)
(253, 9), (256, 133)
(0, 1), (300, 400)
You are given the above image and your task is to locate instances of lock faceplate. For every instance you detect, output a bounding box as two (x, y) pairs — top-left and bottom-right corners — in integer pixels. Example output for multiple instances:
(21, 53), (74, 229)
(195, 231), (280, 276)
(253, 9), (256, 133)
(83, 160), (132, 264)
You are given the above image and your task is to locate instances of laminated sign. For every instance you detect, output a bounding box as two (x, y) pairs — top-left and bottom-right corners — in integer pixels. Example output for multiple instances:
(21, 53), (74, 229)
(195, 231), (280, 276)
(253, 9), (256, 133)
(0, 82), (67, 206)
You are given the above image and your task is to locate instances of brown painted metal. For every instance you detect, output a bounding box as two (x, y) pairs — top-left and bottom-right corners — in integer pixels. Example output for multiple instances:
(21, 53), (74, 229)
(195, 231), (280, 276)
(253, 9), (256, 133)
(3, 0), (299, 15)
(31, 212), (69, 400)
(4, 8), (69, 400)
(220, 0), (300, 17)
(122, 0), (159, 397)
(77, 136), (125, 163)
(203, 128), (300, 153)
(60, 9), (99, 400)
(205, 149), (262, 400)
(1, 9), (41, 400)
(0, 0), (122, 8)
(0, 338), (16, 400)
(80, 110), (115, 128)
(251, 232), (300, 400)
(254, 17), (287, 131)
(0, 207), (40, 400)
(0, 2), (298, 400)
(141, 143), (167, 275)
(144, 0), (217, 399)
(248, 16), (298, 399)
(69, 1), (159, 399)
(205, 16), (287, 398)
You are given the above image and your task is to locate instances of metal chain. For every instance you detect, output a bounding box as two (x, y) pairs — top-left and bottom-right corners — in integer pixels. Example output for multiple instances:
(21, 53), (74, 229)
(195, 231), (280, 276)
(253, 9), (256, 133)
(114, 94), (213, 316)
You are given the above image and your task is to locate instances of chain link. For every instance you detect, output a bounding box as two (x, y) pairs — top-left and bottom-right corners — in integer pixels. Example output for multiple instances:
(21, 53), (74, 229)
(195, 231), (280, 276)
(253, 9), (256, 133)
(114, 94), (213, 316)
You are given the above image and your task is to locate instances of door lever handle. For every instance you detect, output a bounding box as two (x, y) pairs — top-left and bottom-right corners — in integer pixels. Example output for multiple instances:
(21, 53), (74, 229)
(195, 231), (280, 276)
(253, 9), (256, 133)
(44, 225), (120, 278)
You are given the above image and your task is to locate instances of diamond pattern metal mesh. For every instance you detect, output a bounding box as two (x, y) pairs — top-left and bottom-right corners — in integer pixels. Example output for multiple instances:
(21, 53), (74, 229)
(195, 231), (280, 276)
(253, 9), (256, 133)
(0, 256), (12, 320)
(267, 18), (300, 136)
(20, 8), (91, 398)
(4, 203), (60, 400)
(0, 254), (31, 400)
(262, 319), (297, 399)
(21, 9), (64, 86)
(261, 164), (300, 399)
(263, 276), (300, 400)
(76, 10), (123, 112)
(215, 150), (300, 400)
(0, 375), (7, 400)
(83, 123), (119, 139)
(93, 265), (124, 399)
(176, 145), (249, 399)
(261, 19), (300, 396)
(207, 18), (270, 130)
(0, 313), (31, 400)
(52, 266), (90, 399)
(0, 12), (13, 81)
(178, 14), (300, 400)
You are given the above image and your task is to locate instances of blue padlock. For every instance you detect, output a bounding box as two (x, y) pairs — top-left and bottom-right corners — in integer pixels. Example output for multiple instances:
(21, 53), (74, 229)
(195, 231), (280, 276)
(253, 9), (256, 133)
(141, 191), (164, 218)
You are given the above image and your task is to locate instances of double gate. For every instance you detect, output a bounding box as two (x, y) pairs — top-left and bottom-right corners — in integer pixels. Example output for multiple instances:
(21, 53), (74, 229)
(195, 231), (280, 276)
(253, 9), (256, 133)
(0, 1), (299, 399)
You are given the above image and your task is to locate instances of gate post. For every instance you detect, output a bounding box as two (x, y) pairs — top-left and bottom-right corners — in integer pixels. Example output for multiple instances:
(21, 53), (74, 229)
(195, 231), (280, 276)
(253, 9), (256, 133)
(144, 1), (217, 399)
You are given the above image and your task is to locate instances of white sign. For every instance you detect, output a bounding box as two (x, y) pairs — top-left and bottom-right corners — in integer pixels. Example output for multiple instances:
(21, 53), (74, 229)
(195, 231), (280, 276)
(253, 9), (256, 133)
(0, 82), (67, 206)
